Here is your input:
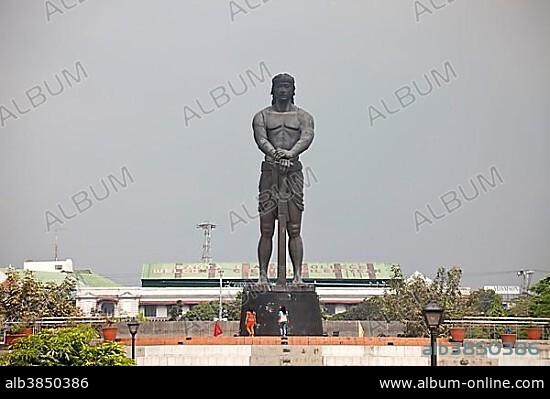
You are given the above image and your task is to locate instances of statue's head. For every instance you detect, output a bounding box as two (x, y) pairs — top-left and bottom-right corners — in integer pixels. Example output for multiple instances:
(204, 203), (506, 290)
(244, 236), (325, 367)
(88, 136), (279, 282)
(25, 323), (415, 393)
(271, 73), (295, 104)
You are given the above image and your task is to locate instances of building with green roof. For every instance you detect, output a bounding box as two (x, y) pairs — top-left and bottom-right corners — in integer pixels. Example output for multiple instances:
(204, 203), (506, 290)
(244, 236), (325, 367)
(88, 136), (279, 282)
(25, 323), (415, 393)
(74, 261), (401, 319)
(141, 262), (399, 288)
(0, 266), (121, 288)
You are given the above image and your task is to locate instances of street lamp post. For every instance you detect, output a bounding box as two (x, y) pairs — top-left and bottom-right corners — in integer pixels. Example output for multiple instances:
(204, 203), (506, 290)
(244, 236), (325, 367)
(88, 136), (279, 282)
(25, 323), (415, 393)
(423, 300), (444, 367)
(218, 269), (224, 321)
(127, 318), (140, 362)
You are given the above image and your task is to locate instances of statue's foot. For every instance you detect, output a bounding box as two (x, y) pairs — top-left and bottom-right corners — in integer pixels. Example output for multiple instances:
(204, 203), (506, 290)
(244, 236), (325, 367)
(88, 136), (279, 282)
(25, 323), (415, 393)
(258, 277), (268, 285)
(292, 278), (303, 285)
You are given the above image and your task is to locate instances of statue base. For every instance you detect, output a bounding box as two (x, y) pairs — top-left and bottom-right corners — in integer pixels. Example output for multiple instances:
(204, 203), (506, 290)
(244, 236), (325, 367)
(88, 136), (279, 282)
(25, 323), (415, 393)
(239, 284), (323, 336)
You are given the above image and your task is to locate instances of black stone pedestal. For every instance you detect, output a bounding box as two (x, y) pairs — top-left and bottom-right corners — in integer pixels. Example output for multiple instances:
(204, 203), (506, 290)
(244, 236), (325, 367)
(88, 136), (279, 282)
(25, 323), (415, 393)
(239, 284), (323, 336)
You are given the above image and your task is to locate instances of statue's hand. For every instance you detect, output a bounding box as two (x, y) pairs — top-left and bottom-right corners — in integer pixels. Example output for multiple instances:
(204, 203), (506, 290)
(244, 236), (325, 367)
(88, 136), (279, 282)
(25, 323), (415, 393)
(274, 149), (293, 160)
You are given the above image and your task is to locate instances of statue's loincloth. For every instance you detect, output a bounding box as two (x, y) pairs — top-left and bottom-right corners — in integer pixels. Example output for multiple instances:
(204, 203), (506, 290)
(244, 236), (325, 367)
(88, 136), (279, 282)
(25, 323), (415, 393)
(258, 160), (304, 216)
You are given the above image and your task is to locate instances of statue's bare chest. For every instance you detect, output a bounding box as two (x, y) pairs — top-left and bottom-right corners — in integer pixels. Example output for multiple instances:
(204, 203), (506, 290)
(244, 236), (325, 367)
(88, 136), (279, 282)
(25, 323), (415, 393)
(264, 111), (300, 134)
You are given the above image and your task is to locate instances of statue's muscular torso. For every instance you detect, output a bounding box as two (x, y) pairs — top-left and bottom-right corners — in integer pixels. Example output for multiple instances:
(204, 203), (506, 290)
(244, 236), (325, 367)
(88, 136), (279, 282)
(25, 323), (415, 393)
(253, 104), (314, 162)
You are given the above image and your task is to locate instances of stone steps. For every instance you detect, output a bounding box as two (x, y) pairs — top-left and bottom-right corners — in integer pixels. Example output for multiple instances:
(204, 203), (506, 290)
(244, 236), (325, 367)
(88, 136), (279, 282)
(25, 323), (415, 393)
(250, 345), (323, 366)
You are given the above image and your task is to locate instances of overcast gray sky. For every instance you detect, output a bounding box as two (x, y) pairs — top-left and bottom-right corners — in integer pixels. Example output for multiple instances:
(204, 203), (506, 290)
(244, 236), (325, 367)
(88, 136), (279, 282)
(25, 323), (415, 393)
(1, 0), (549, 288)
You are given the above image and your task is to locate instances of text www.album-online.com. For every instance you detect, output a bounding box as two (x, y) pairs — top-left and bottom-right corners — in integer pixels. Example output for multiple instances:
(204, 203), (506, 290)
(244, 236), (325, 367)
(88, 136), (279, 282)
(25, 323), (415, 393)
(379, 377), (544, 389)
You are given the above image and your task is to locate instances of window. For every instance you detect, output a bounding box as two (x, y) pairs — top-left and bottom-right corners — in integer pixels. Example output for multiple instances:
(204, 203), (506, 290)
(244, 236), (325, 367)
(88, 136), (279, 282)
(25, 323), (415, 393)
(325, 304), (337, 315)
(99, 302), (115, 316)
(55, 264), (63, 270)
(143, 305), (157, 318)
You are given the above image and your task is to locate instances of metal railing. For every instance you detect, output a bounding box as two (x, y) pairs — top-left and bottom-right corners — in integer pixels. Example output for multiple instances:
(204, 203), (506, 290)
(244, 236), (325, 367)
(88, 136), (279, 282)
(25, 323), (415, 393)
(445, 316), (550, 325)
(443, 316), (550, 340)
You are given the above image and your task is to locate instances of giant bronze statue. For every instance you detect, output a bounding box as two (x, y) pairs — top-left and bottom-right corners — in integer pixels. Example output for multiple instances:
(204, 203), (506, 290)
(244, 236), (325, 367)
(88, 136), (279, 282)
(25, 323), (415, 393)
(253, 73), (314, 286)
(240, 73), (322, 336)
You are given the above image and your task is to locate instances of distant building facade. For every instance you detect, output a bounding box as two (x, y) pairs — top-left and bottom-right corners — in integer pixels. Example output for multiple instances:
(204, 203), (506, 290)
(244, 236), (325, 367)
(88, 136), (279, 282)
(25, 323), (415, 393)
(483, 285), (522, 306)
(76, 262), (400, 318)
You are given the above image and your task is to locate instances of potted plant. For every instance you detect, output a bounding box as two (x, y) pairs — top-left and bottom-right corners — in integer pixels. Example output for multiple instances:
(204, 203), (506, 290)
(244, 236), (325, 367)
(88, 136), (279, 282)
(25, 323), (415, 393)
(90, 308), (119, 341)
(526, 324), (543, 340)
(98, 307), (131, 341)
(4, 322), (32, 346)
(449, 325), (467, 343)
(101, 315), (118, 341)
(446, 305), (467, 343)
(506, 292), (544, 340)
(501, 326), (517, 348)
(445, 299), (470, 344)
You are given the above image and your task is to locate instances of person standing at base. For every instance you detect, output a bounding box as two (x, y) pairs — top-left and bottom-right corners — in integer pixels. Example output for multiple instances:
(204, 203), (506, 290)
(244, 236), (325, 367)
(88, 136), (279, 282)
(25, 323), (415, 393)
(277, 306), (289, 337)
(245, 307), (257, 337)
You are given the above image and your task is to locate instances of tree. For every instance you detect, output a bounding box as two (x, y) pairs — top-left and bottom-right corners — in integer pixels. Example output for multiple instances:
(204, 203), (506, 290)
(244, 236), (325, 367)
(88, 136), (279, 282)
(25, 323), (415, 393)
(223, 292), (243, 320)
(183, 292), (242, 321)
(168, 300), (184, 321)
(506, 293), (533, 317)
(319, 303), (331, 320)
(42, 277), (83, 317)
(465, 288), (507, 339)
(0, 269), (82, 325)
(183, 301), (220, 321)
(319, 266), (468, 336)
(466, 289), (506, 317)
(507, 275), (550, 318)
(0, 325), (134, 366)
(330, 297), (385, 321)
(528, 274), (550, 317)
(0, 270), (44, 324)
(379, 266), (468, 337)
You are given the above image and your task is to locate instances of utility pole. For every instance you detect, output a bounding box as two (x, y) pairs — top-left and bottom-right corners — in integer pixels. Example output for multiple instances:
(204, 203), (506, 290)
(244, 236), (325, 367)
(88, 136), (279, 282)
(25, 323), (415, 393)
(517, 269), (534, 293)
(218, 268), (224, 321)
(197, 221), (217, 264)
(53, 228), (65, 261)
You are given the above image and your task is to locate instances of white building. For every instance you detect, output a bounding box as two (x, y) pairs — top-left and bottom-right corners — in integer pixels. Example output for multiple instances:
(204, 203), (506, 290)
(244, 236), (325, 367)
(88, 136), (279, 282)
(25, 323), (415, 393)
(76, 262), (400, 318)
(23, 258), (74, 273)
(76, 285), (390, 318)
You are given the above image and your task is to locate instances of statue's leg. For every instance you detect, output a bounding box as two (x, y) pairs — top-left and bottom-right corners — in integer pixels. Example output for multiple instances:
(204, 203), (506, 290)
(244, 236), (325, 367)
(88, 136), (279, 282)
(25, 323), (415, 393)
(258, 211), (275, 284)
(257, 169), (277, 284)
(288, 202), (303, 284)
(287, 170), (304, 284)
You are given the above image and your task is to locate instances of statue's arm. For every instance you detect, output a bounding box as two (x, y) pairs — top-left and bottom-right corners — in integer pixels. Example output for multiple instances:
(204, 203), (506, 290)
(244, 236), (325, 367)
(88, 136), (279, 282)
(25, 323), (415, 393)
(288, 111), (314, 158)
(253, 111), (277, 158)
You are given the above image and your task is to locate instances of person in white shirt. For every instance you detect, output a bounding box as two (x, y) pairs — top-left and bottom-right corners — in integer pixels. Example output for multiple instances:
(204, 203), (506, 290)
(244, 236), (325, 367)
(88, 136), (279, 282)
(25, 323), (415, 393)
(277, 306), (289, 336)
